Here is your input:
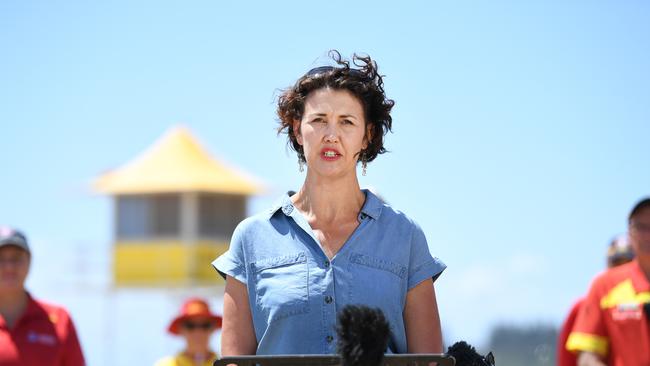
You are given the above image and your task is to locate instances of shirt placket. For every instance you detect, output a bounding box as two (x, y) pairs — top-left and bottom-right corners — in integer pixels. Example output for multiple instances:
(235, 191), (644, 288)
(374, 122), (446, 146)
(284, 205), (339, 351)
(284, 203), (376, 353)
(321, 256), (336, 353)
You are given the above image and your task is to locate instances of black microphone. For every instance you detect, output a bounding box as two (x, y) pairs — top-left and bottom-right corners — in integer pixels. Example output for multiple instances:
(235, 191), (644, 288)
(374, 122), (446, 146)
(643, 302), (650, 320)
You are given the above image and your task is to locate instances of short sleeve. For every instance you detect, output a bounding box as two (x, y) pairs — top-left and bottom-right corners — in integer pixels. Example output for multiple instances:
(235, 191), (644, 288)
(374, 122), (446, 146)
(407, 222), (446, 290)
(557, 299), (583, 366)
(212, 222), (247, 283)
(566, 278), (609, 357)
(61, 311), (86, 366)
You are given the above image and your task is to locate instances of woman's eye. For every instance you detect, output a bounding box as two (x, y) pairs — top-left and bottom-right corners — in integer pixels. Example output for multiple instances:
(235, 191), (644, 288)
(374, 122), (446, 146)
(342, 119), (353, 125)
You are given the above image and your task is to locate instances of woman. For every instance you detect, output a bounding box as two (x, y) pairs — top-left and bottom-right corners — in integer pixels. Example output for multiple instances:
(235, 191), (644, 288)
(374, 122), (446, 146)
(213, 51), (445, 356)
(155, 298), (222, 366)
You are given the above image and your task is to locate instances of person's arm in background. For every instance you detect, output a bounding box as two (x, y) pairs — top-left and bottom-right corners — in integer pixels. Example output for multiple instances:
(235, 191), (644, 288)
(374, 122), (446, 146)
(404, 278), (443, 353)
(221, 275), (257, 356)
(577, 351), (607, 366)
(557, 299), (583, 366)
(566, 274), (610, 366)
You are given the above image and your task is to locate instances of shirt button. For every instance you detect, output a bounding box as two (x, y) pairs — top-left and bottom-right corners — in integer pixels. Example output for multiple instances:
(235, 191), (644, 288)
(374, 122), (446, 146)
(326, 335), (334, 343)
(324, 295), (333, 304)
(324, 260), (330, 268)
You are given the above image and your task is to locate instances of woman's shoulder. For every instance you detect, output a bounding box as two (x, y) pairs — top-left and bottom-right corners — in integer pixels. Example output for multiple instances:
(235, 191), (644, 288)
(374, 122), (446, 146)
(231, 195), (292, 236)
(366, 190), (422, 230)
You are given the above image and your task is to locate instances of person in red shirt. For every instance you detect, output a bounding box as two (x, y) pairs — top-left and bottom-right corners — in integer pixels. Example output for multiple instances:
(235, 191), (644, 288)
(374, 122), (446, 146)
(566, 198), (650, 366)
(0, 226), (86, 366)
(557, 235), (634, 366)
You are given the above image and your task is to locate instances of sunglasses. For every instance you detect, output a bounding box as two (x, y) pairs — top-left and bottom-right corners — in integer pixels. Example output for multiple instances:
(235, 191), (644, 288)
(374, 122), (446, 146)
(304, 66), (365, 78)
(182, 321), (214, 331)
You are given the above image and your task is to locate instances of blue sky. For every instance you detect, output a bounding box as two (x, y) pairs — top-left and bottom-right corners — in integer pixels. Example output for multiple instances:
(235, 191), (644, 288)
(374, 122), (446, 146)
(1, 0), (649, 364)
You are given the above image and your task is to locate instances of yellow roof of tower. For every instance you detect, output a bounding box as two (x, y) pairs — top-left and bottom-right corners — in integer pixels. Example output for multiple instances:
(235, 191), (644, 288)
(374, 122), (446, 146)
(94, 126), (263, 195)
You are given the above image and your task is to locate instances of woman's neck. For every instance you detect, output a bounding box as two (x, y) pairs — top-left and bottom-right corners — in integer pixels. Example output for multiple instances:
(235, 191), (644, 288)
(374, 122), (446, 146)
(292, 173), (366, 224)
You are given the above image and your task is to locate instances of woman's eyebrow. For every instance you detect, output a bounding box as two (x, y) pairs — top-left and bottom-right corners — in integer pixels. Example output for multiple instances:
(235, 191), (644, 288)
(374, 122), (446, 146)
(339, 114), (358, 120)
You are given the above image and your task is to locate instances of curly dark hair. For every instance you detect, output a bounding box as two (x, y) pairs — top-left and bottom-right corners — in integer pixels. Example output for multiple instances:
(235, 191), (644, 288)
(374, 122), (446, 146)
(277, 50), (394, 165)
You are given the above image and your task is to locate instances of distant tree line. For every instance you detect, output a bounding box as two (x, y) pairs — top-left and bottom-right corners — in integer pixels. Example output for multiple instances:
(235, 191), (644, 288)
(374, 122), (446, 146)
(482, 323), (558, 366)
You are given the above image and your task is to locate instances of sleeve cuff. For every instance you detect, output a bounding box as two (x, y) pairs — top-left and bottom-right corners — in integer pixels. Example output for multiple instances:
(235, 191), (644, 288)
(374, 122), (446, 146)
(566, 332), (609, 357)
(408, 257), (446, 290)
(212, 253), (247, 283)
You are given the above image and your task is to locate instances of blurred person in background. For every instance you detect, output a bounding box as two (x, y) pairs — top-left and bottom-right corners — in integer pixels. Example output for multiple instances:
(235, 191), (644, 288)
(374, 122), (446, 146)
(0, 226), (85, 366)
(155, 297), (222, 366)
(567, 198), (650, 366)
(557, 234), (634, 366)
(213, 50), (445, 356)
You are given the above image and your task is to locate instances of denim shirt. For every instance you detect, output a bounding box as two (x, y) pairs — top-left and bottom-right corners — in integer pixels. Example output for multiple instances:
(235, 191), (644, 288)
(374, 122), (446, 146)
(212, 189), (446, 355)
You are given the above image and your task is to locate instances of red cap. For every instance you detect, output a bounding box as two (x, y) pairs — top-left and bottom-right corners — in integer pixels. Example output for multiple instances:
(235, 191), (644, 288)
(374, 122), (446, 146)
(167, 297), (223, 335)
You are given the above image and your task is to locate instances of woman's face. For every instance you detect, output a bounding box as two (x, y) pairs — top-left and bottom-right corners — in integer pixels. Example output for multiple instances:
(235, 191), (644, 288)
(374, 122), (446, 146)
(294, 88), (370, 179)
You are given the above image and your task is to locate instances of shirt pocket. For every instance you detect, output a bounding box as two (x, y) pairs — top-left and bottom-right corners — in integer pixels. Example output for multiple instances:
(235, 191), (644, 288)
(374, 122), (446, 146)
(348, 252), (407, 315)
(251, 252), (310, 322)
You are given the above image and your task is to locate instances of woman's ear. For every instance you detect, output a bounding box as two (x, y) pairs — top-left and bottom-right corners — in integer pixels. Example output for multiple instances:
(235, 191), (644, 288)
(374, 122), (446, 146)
(293, 119), (303, 145)
(363, 123), (373, 150)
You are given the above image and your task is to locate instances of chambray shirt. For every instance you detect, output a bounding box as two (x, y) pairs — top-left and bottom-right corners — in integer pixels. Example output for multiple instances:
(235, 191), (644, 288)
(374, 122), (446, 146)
(212, 189), (445, 355)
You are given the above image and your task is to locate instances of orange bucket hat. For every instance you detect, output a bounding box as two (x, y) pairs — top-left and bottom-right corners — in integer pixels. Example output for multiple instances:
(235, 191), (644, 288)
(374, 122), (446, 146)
(167, 297), (223, 335)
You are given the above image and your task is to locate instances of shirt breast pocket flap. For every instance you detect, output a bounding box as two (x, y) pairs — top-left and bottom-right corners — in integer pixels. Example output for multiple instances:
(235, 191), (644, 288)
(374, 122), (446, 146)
(350, 252), (407, 279)
(251, 252), (309, 321)
(349, 252), (406, 307)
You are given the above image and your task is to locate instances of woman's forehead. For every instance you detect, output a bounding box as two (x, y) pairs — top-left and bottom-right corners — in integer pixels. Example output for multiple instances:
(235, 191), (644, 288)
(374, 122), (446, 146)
(304, 88), (364, 116)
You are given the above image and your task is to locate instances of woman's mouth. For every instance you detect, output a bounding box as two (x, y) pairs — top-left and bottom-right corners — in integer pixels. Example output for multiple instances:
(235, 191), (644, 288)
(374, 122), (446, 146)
(321, 149), (341, 160)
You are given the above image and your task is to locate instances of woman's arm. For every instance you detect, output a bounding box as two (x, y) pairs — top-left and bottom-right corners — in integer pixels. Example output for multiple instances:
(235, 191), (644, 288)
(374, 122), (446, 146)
(404, 278), (443, 353)
(221, 275), (257, 356)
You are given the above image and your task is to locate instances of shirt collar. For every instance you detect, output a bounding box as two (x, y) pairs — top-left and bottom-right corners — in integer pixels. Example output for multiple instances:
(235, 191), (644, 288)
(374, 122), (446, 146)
(175, 351), (216, 366)
(0, 292), (40, 330)
(630, 259), (650, 292)
(267, 189), (383, 220)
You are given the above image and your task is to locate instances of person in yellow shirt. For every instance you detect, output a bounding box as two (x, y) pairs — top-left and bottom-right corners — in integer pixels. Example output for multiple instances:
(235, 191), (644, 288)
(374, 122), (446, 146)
(156, 298), (222, 366)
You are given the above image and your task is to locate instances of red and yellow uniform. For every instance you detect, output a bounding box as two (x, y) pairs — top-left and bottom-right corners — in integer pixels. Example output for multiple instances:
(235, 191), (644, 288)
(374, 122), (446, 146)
(0, 293), (85, 366)
(567, 260), (650, 366)
(558, 298), (583, 366)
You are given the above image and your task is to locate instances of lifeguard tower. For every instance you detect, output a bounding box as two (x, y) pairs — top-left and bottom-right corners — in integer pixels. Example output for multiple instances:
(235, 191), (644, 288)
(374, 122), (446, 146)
(94, 126), (262, 286)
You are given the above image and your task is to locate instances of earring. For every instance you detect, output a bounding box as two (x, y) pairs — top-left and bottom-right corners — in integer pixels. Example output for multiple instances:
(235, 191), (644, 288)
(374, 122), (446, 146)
(361, 153), (367, 176)
(298, 158), (305, 173)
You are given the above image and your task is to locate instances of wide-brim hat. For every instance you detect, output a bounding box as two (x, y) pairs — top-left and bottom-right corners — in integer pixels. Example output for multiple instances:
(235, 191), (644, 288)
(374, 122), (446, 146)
(168, 297), (223, 335)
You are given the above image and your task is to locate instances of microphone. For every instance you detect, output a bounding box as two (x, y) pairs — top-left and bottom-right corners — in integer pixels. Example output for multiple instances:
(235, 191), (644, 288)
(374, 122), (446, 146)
(643, 302), (650, 320)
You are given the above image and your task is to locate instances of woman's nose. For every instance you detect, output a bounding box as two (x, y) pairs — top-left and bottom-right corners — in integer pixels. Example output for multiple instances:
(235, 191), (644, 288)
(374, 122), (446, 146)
(324, 123), (339, 143)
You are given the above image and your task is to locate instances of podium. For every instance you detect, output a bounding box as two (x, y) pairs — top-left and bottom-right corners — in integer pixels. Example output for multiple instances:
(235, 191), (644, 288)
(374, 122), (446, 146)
(214, 354), (456, 366)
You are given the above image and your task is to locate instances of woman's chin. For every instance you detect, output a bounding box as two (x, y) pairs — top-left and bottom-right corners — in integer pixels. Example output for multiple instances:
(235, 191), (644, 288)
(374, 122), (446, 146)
(309, 168), (356, 180)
